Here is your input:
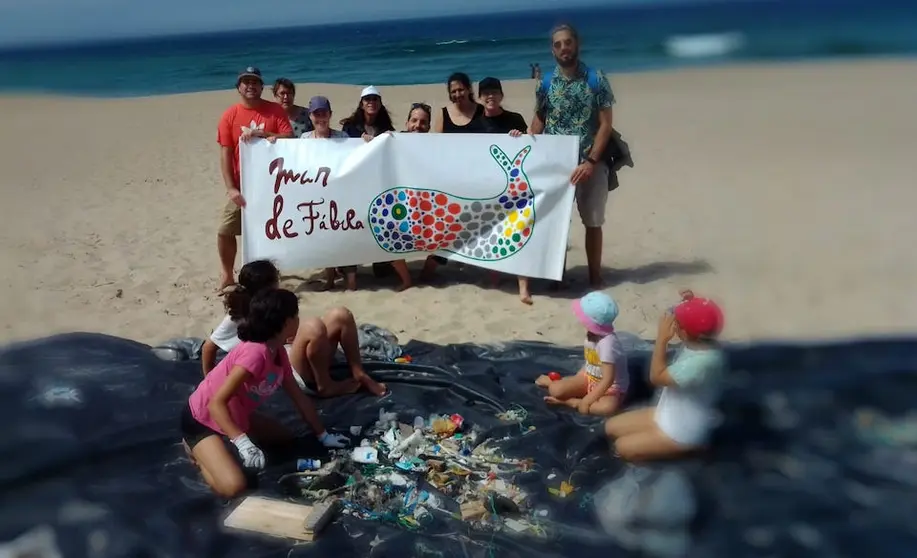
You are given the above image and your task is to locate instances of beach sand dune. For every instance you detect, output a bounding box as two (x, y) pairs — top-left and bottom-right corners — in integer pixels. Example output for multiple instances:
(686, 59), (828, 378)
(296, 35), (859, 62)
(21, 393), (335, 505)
(2, 60), (915, 347)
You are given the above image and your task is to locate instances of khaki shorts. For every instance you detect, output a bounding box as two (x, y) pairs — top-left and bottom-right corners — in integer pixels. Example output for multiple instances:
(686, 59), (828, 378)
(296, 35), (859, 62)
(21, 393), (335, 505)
(574, 162), (609, 228)
(217, 198), (241, 237)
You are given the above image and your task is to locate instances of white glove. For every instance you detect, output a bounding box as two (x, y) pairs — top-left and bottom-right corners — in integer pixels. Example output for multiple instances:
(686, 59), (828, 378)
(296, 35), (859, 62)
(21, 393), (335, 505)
(231, 434), (265, 470)
(318, 431), (350, 449)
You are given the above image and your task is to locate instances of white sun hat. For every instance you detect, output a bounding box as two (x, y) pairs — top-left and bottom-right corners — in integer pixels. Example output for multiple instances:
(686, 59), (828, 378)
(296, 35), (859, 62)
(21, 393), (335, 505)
(361, 85), (381, 98)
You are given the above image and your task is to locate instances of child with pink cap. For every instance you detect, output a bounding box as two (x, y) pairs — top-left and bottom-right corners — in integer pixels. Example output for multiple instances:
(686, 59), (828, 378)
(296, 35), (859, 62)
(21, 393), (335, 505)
(605, 290), (726, 462)
(535, 291), (628, 416)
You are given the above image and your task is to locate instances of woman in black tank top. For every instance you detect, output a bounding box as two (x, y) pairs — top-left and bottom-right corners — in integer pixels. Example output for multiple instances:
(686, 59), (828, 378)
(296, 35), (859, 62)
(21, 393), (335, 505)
(434, 72), (485, 134)
(421, 73), (485, 281)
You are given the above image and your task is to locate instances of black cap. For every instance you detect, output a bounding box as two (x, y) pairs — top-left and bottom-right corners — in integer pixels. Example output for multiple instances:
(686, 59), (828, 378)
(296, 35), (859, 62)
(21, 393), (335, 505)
(478, 77), (503, 94)
(237, 66), (263, 83)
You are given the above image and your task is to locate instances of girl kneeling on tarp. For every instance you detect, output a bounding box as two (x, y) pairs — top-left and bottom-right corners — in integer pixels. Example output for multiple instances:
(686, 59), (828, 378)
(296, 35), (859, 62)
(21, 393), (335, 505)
(202, 259), (386, 398)
(181, 288), (349, 498)
(605, 291), (726, 462)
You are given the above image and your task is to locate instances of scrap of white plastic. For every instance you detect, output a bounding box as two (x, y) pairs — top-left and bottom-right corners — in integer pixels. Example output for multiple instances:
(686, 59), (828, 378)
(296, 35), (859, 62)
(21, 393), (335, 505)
(0, 525), (63, 558)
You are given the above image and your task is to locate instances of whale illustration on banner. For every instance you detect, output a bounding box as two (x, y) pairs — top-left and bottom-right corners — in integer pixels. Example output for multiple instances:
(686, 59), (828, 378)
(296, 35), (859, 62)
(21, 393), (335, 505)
(367, 144), (535, 261)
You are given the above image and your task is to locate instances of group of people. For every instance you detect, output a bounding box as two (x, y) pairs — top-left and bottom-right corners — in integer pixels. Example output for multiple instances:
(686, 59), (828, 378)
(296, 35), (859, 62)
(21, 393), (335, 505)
(214, 23), (617, 304)
(182, 22), (725, 500)
(183, 257), (727, 497)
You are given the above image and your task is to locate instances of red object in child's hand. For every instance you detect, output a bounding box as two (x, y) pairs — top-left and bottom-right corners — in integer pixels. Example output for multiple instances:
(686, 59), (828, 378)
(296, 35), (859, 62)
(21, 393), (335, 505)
(548, 372), (561, 381)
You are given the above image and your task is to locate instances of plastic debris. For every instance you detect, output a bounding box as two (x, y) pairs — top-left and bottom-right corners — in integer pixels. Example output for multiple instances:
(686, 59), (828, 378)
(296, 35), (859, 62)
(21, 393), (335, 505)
(281, 408), (545, 540)
(548, 480), (576, 498)
(495, 404), (530, 424)
(297, 459), (322, 471)
(353, 447), (379, 464)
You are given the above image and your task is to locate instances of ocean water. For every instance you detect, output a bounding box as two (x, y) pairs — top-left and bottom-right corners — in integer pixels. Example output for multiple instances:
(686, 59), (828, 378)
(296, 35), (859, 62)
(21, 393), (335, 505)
(0, 0), (915, 97)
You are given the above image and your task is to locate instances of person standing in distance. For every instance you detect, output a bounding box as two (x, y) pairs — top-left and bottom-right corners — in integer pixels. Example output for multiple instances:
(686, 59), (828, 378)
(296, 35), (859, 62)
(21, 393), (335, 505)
(529, 24), (615, 288)
(216, 67), (294, 291)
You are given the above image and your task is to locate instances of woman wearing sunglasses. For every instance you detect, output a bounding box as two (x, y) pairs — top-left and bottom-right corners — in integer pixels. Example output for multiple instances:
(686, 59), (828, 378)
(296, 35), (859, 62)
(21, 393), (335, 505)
(272, 78), (313, 137)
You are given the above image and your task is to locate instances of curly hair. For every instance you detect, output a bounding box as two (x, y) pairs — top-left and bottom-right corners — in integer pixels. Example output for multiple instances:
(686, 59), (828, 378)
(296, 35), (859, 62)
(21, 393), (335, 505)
(223, 259), (280, 321)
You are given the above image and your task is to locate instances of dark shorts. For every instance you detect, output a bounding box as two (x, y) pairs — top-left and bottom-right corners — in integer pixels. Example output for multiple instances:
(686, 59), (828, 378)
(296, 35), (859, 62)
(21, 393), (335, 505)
(180, 403), (223, 451)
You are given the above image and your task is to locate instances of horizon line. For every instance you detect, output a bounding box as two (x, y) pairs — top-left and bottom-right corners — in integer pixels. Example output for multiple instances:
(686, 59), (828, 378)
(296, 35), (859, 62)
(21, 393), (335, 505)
(0, 0), (759, 54)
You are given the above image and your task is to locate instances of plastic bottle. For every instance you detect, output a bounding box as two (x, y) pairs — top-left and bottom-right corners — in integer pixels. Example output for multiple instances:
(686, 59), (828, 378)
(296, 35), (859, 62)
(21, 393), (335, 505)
(414, 506), (431, 522)
(413, 416), (425, 430)
(388, 430), (423, 459)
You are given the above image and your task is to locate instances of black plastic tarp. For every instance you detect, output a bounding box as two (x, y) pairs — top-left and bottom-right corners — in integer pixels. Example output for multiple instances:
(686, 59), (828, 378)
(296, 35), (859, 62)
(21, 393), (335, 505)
(2, 332), (917, 557)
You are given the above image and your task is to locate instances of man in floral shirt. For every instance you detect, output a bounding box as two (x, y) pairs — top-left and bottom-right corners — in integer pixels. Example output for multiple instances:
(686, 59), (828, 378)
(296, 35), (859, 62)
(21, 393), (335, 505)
(530, 24), (615, 288)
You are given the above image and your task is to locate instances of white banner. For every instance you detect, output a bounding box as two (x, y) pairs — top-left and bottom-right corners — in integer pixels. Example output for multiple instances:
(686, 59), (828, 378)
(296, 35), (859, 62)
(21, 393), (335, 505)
(239, 133), (578, 281)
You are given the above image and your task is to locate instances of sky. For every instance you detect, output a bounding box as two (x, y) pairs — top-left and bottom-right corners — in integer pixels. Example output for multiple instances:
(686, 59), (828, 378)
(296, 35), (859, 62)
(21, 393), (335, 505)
(0, 0), (696, 48)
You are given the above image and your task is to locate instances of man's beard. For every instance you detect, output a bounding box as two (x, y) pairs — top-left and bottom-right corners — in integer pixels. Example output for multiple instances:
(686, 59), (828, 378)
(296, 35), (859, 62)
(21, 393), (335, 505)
(555, 49), (579, 68)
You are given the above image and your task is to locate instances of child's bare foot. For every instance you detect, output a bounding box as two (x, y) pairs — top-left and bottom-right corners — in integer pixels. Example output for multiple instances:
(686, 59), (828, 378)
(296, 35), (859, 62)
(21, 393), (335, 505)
(534, 375), (553, 388)
(345, 274), (357, 291)
(357, 373), (387, 397)
(316, 378), (361, 398)
(519, 292), (533, 305)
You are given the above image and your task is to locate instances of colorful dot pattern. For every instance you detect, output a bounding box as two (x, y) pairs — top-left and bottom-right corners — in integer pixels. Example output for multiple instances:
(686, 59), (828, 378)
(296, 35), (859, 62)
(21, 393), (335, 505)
(368, 145), (535, 261)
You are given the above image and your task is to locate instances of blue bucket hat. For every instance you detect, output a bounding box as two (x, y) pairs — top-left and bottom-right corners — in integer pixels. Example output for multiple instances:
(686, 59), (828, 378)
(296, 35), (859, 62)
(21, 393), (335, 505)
(572, 291), (618, 335)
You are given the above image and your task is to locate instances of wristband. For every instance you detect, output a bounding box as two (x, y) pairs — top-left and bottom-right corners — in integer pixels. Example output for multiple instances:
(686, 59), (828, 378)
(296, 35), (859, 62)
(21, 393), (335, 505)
(585, 156), (598, 165)
(317, 431), (329, 442)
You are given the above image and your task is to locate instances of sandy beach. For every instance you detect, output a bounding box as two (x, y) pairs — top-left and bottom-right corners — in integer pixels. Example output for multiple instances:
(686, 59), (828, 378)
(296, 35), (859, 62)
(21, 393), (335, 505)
(2, 59), (915, 349)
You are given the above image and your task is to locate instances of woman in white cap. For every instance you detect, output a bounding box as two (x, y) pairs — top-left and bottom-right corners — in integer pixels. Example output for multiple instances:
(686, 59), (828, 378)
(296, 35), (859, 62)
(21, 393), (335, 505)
(340, 86), (395, 140)
(340, 87), (413, 291)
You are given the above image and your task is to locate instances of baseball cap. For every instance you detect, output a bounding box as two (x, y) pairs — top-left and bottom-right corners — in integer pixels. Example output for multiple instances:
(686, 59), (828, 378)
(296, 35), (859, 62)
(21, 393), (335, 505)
(478, 77), (503, 94)
(307, 96), (332, 113)
(237, 66), (263, 83)
(572, 292), (619, 336)
(361, 85), (381, 98)
(673, 298), (724, 339)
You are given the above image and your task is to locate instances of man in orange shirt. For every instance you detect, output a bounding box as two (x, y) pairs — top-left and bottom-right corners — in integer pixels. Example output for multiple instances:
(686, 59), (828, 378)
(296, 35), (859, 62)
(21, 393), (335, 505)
(216, 66), (294, 290)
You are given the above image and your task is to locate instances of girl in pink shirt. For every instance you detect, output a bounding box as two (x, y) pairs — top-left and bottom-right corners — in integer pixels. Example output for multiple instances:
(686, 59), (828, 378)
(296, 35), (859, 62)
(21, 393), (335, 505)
(181, 288), (349, 498)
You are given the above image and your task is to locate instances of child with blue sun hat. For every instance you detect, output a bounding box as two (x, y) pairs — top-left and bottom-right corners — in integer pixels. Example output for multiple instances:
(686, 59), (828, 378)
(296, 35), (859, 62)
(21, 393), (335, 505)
(535, 291), (629, 416)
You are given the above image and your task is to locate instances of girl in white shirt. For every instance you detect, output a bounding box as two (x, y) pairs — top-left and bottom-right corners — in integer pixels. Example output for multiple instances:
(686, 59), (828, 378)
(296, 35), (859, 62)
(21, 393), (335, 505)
(605, 291), (726, 462)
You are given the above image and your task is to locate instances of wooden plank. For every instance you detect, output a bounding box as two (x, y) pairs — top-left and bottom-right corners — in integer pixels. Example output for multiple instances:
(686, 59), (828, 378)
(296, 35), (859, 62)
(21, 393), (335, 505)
(223, 496), (334, 542)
